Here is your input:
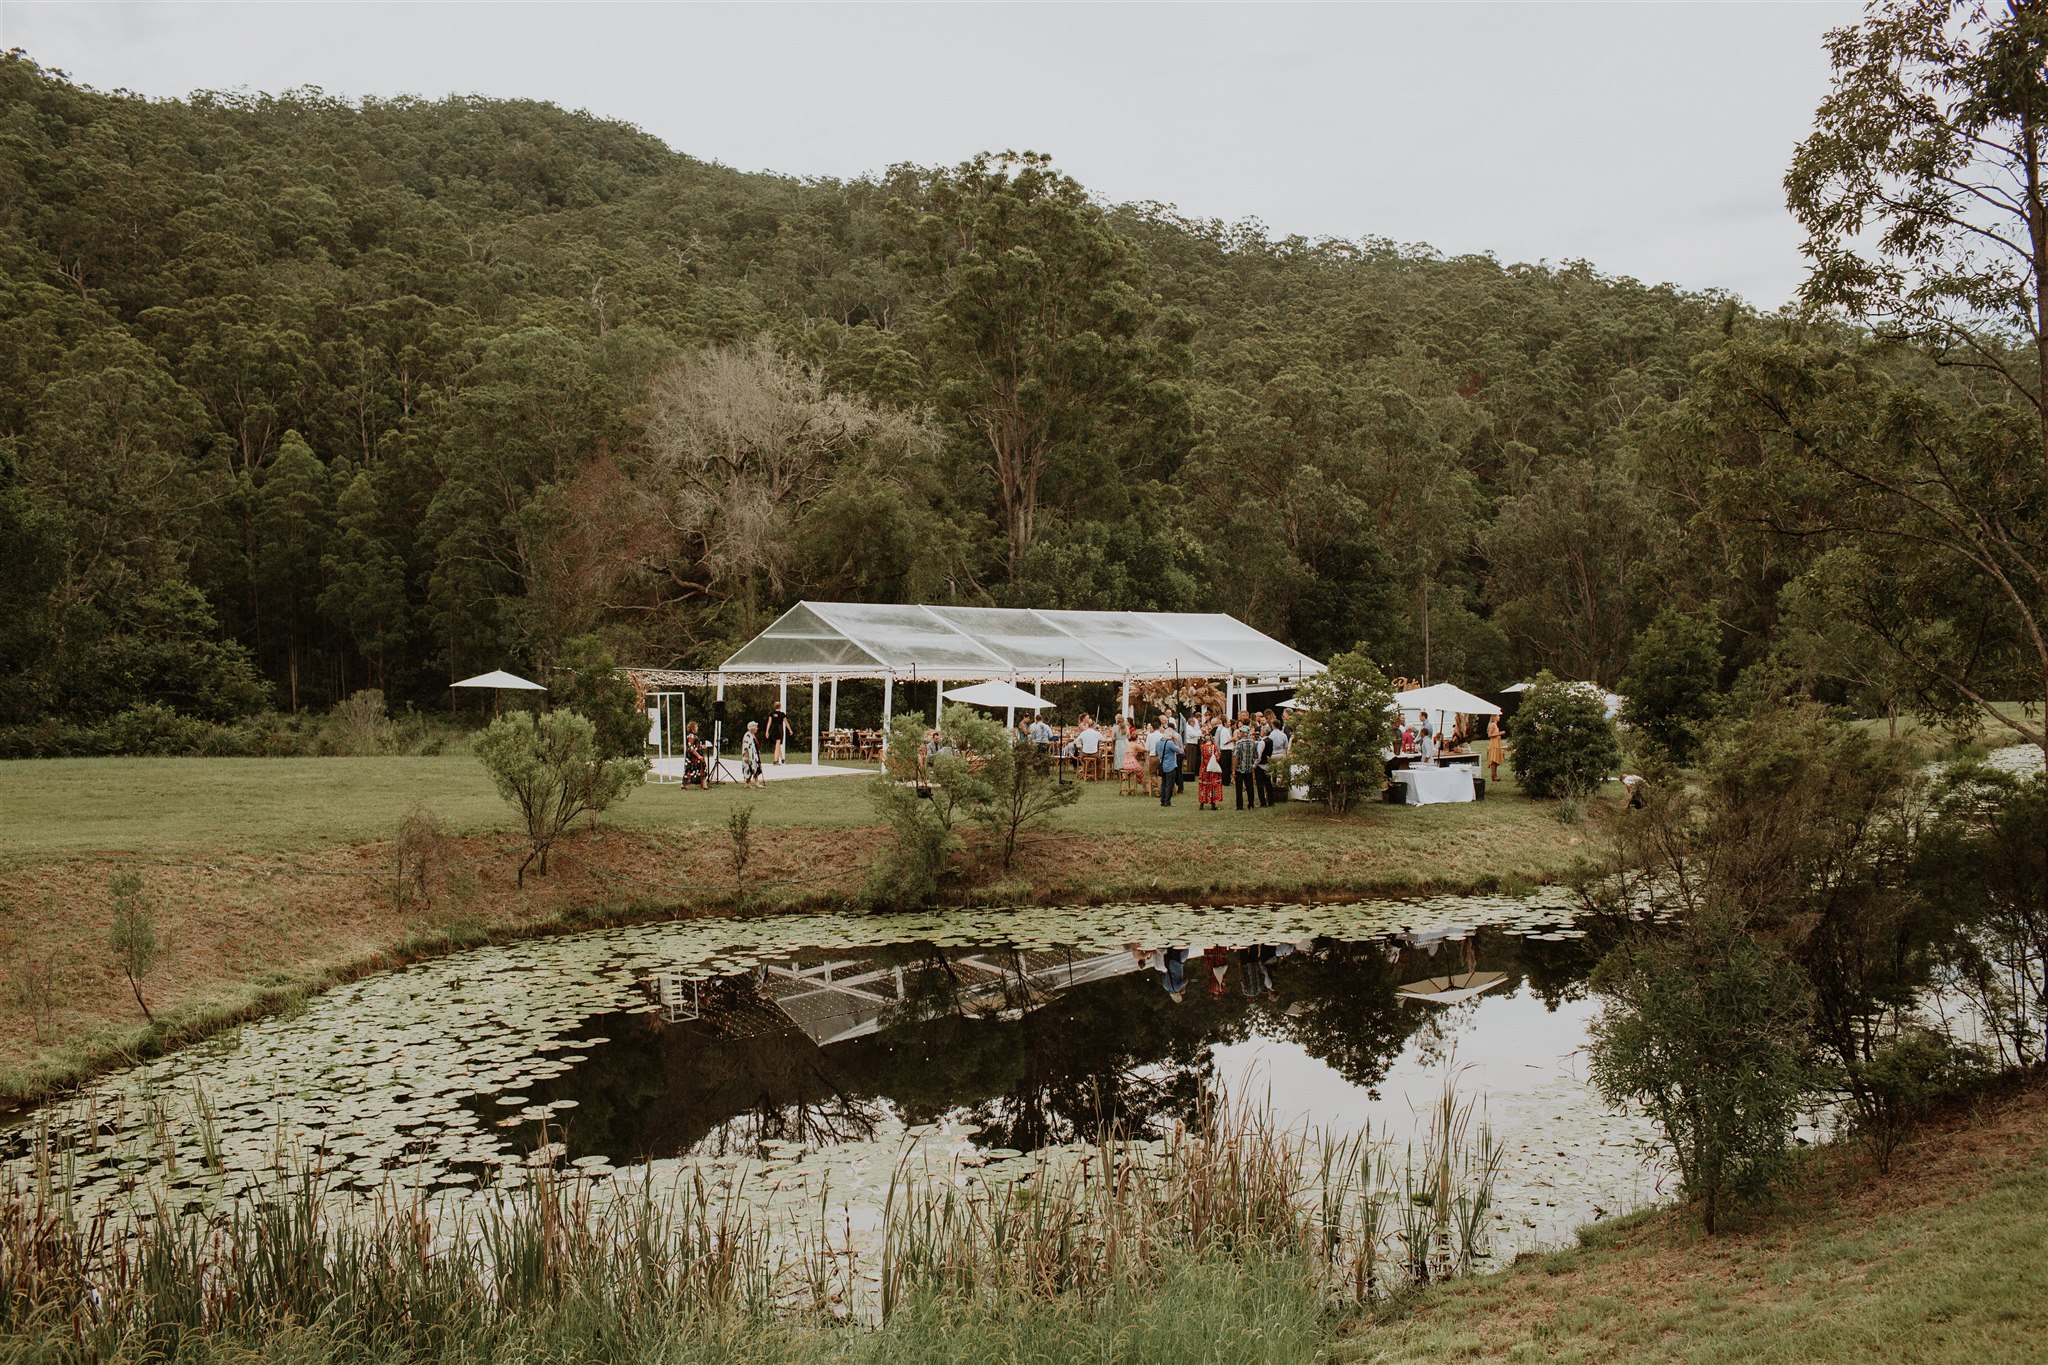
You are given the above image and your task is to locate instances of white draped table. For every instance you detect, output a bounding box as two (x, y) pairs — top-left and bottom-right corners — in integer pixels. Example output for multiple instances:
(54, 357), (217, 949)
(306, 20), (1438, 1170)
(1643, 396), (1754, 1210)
(1391, 764), (1476, 805)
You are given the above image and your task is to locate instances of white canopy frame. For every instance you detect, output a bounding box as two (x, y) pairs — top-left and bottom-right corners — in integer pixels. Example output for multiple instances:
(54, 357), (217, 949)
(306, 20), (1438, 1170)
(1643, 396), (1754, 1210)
(688, 602), (1326, 761)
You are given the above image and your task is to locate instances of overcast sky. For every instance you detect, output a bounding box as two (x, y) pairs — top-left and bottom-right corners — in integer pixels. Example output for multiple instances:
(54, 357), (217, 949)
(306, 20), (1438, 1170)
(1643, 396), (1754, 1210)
(1, 2), (1860, 307)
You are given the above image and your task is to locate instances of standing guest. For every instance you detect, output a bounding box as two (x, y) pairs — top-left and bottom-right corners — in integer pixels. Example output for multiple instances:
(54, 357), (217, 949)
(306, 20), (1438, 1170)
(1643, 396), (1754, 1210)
(1487, 716), (1506, 784)
(1157, 723), (1182, 807)
(1419, 722), (1438, 764)
(1198, 731), (1223, 809)
(1234, 724), (1260, 810)
(1028, 711), (1055, 748)
(1214, 713), (1235, 795)
(1145, 717), (1165, 796)
(1245, 720), (1261, 806)
(1268, 715), (1291, 802)
(741, 721), (765, 788)
(764, 703), (790, 764)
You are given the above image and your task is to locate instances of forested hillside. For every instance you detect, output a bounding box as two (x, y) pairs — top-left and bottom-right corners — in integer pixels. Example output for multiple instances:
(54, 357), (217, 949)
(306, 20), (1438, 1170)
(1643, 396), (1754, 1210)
(0, 48), (2017, 738)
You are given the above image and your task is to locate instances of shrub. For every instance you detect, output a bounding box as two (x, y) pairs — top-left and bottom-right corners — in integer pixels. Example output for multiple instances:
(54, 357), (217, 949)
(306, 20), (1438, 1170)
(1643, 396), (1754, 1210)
(393, 804), (450, 916)
(1290, 648), (1396, 814)
(473, 710), (646, 886)
(1588, 912), (1813, 1233)
(322, 689), (398, 756)
(1620, 608), (1722, 765)
(1509, 672), (1620, 799)
(1849, 1030), (1991, 1171)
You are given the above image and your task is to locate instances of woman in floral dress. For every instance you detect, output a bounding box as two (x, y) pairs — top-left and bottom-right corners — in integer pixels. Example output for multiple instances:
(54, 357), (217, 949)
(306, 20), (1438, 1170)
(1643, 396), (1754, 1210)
(1197, 732), (1224, 809)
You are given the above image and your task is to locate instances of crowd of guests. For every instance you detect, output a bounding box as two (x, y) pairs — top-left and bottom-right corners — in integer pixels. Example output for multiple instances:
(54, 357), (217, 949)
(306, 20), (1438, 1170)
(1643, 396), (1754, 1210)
(915, 705), (1296, 811)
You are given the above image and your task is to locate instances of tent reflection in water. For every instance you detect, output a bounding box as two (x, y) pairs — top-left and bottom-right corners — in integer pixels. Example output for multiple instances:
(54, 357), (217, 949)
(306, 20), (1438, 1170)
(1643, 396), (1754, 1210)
(1396, 971), (1509, 1006)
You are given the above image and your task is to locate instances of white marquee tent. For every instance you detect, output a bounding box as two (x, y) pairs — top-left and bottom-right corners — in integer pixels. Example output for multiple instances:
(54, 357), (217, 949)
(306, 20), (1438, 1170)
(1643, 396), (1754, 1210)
(629, 602), (1326, 767)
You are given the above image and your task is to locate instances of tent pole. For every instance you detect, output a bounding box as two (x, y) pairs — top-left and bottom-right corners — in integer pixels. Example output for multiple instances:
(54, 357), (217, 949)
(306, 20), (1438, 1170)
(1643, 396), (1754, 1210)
(1121, 674), (1130, 723)
(778, 676), (787, 712)
(810, 675), (820, 765)
(934, 678), (941, 726)
(828, 677), (838, 732)
(1006, 673), (1016, 731)
(880, 675), (893, 766)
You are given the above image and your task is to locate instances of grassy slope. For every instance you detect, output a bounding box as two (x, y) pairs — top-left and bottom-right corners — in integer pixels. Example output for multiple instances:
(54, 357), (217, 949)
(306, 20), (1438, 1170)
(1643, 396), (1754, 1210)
(0, 755), (1606, 1099)
(1338, 1076), (2048, 1365)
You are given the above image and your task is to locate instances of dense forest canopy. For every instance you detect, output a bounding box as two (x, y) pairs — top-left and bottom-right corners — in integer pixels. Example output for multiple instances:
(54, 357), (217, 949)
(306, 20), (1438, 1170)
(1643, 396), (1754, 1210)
(2, 4), (2041, 741)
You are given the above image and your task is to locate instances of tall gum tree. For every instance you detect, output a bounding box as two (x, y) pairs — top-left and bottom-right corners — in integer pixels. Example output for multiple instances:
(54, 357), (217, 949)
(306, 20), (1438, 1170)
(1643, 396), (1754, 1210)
(897, 152), (1179, 577)
(1782, 0), (2048, 750)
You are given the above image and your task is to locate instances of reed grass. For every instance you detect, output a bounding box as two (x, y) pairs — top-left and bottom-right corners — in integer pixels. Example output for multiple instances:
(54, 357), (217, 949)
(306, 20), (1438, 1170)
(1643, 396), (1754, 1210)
(1, 1089), (1505, 1362)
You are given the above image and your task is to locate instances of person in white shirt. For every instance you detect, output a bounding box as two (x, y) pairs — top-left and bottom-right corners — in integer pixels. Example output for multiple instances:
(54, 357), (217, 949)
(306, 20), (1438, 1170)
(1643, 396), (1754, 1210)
(1214, 717), (1235, 793)
(1077, 719), (1102, 755)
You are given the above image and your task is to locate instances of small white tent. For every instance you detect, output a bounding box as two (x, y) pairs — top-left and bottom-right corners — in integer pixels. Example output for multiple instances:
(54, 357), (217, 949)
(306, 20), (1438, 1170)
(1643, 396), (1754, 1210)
(942, 680), (1053, 710)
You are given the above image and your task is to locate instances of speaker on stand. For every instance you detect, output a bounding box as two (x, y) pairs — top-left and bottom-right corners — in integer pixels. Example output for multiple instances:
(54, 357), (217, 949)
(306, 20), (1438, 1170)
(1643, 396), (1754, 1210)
(706, 698), (738, 786)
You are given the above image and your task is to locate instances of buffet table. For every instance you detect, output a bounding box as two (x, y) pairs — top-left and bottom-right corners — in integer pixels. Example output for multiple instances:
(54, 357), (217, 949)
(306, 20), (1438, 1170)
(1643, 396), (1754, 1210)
(1389, 764), (1477, 805)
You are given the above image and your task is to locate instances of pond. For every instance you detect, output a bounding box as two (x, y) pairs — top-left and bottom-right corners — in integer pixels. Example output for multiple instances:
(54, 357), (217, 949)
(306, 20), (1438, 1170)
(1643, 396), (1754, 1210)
(2, 895), (1667, 1265)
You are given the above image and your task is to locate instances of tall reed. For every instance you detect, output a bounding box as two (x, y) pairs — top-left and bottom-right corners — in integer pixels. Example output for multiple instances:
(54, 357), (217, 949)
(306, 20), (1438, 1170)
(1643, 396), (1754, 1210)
(2, 1085), (1507, 1359)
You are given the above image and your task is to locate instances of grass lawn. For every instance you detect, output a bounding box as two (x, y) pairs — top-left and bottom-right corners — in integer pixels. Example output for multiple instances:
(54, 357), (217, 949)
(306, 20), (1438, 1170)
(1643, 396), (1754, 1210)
(0, 753), (1609, 1100)
(1335, 1076), (2048, 1364)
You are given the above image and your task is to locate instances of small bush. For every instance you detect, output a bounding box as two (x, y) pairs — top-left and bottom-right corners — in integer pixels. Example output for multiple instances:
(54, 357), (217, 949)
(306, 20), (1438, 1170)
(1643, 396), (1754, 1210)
(394, 803), (451, 916)
(1850, 1030), (1992, 1171)
(322, 689), (398, 756)
(1510, 673), (1621, 800)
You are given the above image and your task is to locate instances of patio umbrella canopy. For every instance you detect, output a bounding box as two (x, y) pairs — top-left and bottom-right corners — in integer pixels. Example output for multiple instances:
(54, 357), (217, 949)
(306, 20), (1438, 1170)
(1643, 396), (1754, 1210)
(942, 680), (1053, 710)
(1397, 971), (1509, 1006)
(450, 670), (546, 691)
(1393, 683), (1499, 717)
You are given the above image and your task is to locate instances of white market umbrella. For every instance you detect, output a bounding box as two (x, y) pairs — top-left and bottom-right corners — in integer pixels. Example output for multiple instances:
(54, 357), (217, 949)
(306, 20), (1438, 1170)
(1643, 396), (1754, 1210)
(942, 680), (1052, 710)
(451, 670), (546, 692)
(1397, 971), (1509, 1006)
(1393, 683), (1500, 717)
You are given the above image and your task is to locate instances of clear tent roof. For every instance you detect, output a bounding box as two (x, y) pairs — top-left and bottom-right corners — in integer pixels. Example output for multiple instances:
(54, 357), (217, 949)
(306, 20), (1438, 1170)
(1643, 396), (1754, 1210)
(722, 602), (1324, 683)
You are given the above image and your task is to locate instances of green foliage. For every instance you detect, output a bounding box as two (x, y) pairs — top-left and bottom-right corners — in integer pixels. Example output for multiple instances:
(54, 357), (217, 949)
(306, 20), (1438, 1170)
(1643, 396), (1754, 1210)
(1913, 764), (2048, 1068)
(1508, 673), (1620, 799)
(321, 689), (397, 756)
(865, 703), (1076, 903)
(1290, 647), (1396, 814)
(107, 870), (161, 1023)
(472, 710), (645, 885)
(1847, 1030), (1991, 1173)
(0, 52), (1755, 734)
(1588, 913), (1814, 1233)
(1620, 607), (1722, 765)
(964, 721), (1083, 871)
(547, 637), (648, 760)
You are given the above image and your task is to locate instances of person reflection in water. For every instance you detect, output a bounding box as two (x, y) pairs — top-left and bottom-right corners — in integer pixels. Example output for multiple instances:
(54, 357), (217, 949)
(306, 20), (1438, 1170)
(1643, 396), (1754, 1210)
(1203, 945), (1234, 996)
(1160, 946), (1187, 1001)
(1238, 944), (1278, 997)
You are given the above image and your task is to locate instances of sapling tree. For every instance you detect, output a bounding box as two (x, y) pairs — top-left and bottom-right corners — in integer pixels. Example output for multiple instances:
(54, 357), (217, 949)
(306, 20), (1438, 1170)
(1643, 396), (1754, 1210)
(107, 870), (161, 1023)
(1290, 646), (1397, 814)
(1588, 911), (1813, 1233)
(473, 709), (645, 886)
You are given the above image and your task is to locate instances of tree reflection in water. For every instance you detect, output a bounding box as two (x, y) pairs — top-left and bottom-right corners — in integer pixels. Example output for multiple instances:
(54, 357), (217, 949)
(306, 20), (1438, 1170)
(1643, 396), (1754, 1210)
(496, 926), (1608, 1166)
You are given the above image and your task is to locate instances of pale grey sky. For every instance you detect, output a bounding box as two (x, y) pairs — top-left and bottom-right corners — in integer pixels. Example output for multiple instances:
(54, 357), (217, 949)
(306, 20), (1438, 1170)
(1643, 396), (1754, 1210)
(0, 2), (1860, 306)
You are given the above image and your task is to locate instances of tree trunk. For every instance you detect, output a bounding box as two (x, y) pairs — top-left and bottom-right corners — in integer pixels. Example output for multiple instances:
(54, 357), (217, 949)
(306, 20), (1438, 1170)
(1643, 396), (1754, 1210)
(127, 969), (153, 1024)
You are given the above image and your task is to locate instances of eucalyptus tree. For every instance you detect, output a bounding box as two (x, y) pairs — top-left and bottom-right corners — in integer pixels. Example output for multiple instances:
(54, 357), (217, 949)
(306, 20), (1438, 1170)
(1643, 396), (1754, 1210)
(895, 152), (1191, 578)
(1777, 0), (2048, 748)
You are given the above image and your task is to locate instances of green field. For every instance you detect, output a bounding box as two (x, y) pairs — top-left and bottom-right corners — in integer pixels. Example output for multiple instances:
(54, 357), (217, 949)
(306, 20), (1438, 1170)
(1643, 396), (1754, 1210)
(0, 753), (1581, 860)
